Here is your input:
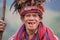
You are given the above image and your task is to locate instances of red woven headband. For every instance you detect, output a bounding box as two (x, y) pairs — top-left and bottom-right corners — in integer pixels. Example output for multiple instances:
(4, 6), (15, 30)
(18, 4), (44, 16)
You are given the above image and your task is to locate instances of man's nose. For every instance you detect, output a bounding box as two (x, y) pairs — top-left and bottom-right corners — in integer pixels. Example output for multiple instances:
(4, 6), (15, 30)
(31, 0), (35, 5)
(29, 16), (35, 21)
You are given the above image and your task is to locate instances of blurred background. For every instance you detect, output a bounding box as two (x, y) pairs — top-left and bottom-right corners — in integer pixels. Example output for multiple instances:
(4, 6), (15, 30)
(0, 0), (60, 40)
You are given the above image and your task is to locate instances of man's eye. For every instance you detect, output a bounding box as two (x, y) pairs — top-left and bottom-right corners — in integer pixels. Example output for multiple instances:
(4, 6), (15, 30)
(33, 14), (39, 17)
(25, 14), (30, 17)
(33, 15), (37, 17)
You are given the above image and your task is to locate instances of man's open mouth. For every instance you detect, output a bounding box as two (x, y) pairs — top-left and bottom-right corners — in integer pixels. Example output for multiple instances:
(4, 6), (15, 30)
(28, 22), (35, 25)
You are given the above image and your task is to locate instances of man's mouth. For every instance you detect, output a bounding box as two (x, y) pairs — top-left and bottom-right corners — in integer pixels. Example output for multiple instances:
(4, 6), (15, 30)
(28, 22), (35, 25)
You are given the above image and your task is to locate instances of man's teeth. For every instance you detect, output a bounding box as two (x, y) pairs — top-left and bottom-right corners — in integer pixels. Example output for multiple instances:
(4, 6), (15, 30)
(28, 22), (35, 24)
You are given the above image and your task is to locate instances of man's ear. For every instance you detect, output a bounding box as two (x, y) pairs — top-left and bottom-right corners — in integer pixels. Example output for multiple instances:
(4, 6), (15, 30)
(20, 16), (24, 22)
(39, 18), (42, 22)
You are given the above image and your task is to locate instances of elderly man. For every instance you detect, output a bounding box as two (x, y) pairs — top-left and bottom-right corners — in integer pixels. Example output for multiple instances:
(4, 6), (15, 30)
(0, 0), (59, 40)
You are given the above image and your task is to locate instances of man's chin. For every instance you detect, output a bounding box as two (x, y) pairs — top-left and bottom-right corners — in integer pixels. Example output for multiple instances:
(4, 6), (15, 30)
(28, 28), (36, 30)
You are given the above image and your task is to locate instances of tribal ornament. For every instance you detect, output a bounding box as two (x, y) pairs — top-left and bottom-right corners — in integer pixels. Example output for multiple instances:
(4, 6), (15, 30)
(10, 0), (46, 12)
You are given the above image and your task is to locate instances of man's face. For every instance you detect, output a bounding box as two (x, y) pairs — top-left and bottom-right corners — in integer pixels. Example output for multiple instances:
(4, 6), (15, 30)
(21, 13), (42, 30)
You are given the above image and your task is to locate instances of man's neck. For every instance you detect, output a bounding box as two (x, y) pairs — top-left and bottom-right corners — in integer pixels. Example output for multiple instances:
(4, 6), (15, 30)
(26, 28), (38, 36)
(26, 29), (35, 35)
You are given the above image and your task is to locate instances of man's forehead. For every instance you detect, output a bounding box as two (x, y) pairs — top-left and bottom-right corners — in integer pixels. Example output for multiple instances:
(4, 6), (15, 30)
(25, 12), (39, 15)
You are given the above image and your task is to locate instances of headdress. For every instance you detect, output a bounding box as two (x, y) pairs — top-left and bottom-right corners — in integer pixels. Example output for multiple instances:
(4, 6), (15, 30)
(10, 0), (46, 16)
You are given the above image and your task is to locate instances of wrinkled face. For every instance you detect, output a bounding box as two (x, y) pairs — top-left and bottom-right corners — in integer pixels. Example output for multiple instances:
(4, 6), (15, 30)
(21, 13), (42, 30)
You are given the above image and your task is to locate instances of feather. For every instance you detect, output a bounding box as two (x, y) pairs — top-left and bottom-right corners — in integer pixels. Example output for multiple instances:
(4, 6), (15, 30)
(10, 0), (16, 10)
(18, 0), (27, 5)
(10, 0), (46, 13)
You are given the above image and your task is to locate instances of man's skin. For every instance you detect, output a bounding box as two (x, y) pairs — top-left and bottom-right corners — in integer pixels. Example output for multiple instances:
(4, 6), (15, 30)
(0, 20), (6, 40)
(0, 20), (6, 31)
